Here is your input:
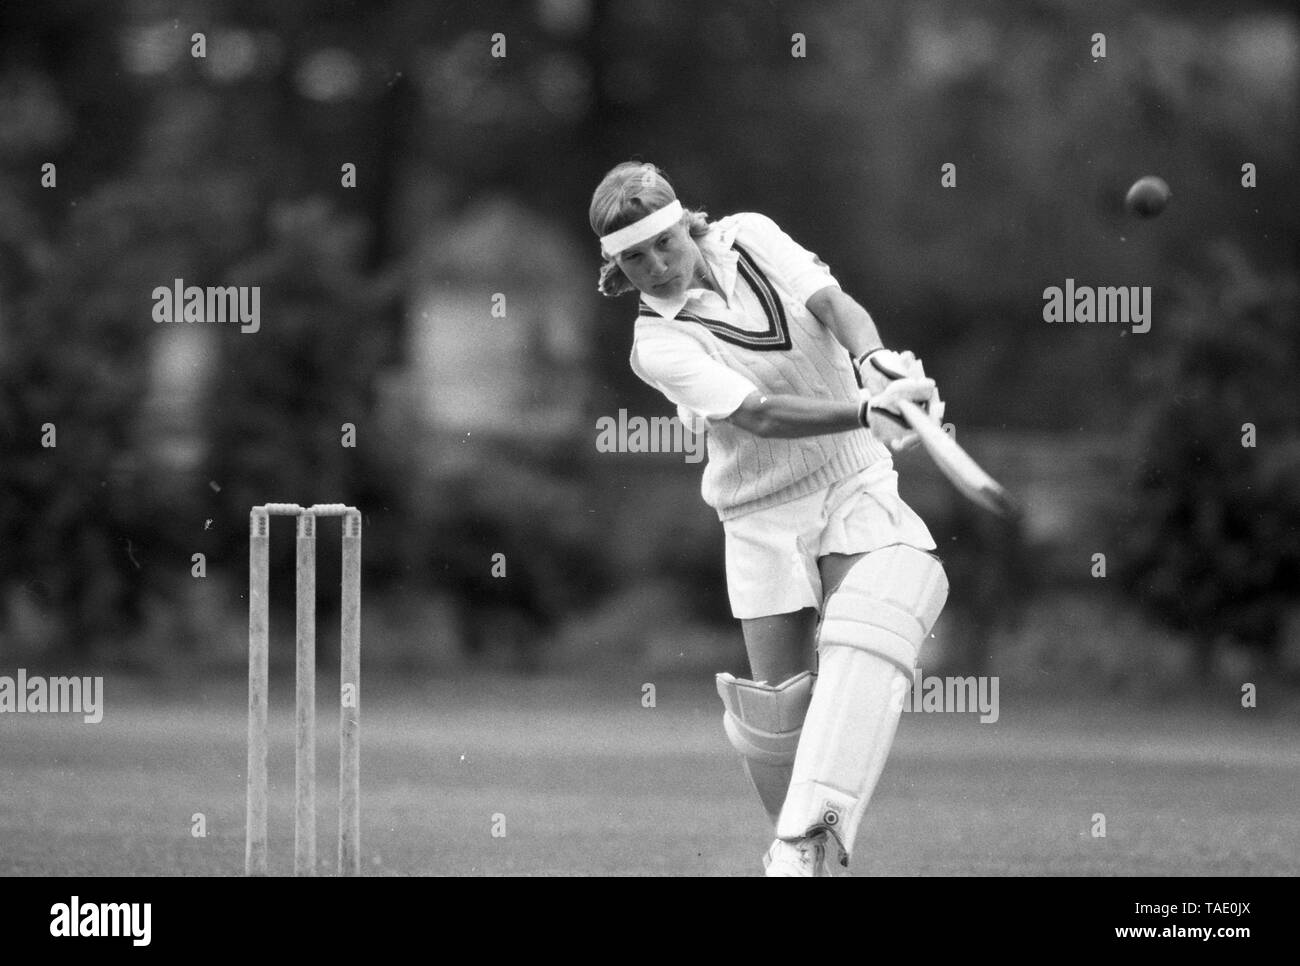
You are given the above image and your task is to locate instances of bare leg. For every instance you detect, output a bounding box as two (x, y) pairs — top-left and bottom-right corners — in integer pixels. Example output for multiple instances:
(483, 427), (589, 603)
(739, 609), (818, 683)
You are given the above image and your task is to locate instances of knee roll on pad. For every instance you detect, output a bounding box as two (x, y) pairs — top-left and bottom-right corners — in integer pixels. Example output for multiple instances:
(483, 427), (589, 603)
(716, 670), (814, 825)
(818, 545), (949, 675)
(777, 545), (949, 861)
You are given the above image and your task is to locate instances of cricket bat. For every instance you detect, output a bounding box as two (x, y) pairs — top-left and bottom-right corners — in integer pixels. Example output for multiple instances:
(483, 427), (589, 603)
(895, 398), (1017, 518)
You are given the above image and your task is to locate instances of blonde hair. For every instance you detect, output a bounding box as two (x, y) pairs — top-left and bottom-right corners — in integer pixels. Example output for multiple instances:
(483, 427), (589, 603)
(589, 161), (711, 297)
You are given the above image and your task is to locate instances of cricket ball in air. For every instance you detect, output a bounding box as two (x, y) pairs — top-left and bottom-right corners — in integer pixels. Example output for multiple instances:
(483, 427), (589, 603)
(1125, 176), (1171, 218)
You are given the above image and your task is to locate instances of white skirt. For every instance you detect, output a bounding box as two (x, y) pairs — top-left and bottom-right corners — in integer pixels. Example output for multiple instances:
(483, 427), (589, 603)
(722, 458), (937, 619)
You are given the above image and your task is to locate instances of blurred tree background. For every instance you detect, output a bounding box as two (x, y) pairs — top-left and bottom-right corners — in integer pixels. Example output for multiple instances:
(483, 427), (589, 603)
(0, 0), (1295, 688)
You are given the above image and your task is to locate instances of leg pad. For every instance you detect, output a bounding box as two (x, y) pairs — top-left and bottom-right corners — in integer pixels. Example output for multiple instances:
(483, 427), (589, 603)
(776, 545), (949, 860)
(716, 670), (814, 824)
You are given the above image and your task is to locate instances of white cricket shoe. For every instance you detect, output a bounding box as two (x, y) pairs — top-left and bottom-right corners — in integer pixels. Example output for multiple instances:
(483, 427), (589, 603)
(762, 832), (830, 877)
(819, 831), (848, 876)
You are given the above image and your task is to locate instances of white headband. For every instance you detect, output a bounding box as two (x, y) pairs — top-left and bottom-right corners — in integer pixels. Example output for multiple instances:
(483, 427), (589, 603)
(600, 200), (683, 257)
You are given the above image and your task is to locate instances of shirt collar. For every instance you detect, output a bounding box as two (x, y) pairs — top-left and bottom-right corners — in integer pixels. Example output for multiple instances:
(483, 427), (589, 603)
(639, 220), (740, 320)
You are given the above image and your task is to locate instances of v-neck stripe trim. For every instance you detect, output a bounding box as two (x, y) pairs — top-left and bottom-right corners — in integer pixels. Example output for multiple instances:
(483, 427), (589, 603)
(638, 244), (791, 351)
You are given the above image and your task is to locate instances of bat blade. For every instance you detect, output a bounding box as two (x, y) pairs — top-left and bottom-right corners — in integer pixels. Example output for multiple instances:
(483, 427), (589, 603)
(895, 399), (1016, 518)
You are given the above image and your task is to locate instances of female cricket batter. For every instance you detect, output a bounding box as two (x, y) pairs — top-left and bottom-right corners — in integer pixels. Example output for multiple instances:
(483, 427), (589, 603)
(589, 161), (950, 876)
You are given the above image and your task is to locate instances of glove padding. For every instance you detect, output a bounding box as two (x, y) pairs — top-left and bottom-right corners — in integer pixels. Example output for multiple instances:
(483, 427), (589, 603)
(857, 348), (917, 396)
(857, 352), (945, 454)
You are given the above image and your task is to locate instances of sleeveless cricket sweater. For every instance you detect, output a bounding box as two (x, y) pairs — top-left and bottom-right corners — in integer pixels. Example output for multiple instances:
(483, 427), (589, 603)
(631, 221), (891, 521)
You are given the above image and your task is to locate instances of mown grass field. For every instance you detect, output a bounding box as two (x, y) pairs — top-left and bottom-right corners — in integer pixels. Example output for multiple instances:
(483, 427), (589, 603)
(2, 672), (1296, 876)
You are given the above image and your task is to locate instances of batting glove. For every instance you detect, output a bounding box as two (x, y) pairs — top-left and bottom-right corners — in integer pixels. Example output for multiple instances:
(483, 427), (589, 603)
(857, 376), (937, 454)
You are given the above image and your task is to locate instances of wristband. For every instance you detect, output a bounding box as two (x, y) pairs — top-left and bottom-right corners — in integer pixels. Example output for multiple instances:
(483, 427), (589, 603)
(859, 397), (913, 431)
(853, 346), (886, 372)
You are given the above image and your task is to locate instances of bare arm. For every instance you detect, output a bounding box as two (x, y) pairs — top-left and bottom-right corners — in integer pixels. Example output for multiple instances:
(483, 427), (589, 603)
(721, 288), (898, 439)
(806, 285), (884, 361)
(726, 391), (862, 439)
